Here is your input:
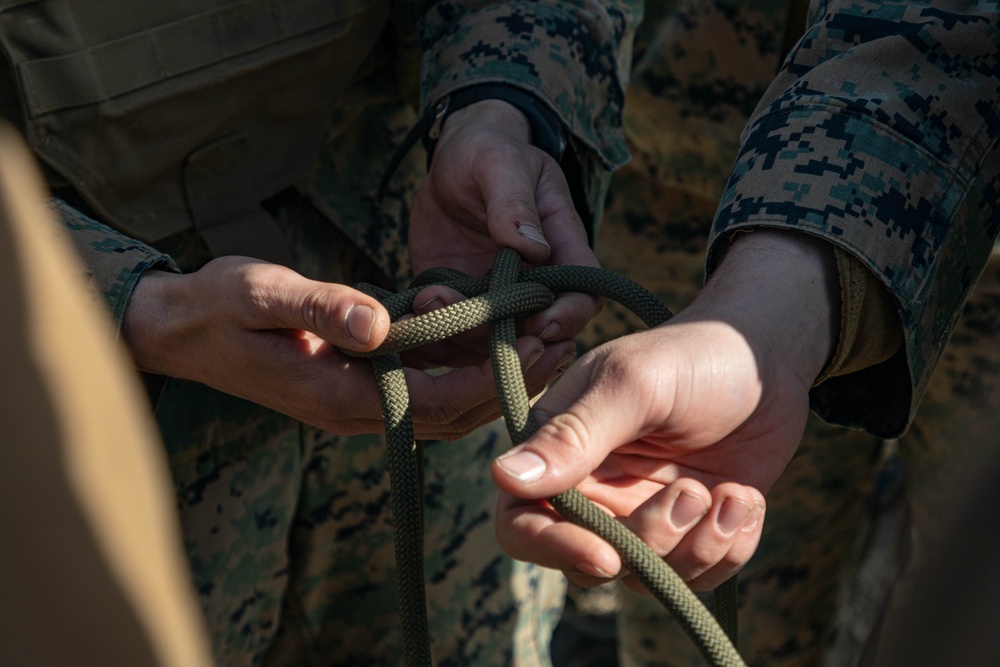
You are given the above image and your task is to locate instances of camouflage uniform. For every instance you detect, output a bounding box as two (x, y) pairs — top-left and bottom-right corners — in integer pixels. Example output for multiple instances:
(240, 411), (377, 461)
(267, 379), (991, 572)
(568, 1), (1000, 665)
(0, 2), (643, 666)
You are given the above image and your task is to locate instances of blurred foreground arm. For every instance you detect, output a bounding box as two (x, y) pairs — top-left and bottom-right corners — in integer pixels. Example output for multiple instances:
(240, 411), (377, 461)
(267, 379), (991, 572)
(0, 126), (213, 667)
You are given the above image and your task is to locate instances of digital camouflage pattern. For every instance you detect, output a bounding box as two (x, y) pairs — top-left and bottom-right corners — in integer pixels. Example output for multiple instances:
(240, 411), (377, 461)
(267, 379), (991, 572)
(573, 3), (885, 665)
(711, 0), (1000, 438)
(9, 1), (643, 666)
(417, 0), (642, 226)
(566, 1), (1000, 666)
(12, 0), (1000, 665)
(153, 375), (566, 666)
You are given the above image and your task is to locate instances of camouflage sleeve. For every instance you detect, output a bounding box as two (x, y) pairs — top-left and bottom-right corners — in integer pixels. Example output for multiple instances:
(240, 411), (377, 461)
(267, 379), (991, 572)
(48, 199), (178, 337)
(418, 1), (643, 220)
(706, 0), (1000, 438)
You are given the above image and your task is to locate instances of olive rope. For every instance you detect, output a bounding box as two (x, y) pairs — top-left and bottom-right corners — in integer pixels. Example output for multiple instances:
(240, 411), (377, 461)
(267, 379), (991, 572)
(344, 249), (746, 667)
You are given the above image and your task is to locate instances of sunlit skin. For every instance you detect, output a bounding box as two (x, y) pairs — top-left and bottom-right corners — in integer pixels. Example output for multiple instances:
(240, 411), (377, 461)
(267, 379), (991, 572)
(493, 230), (840, 592)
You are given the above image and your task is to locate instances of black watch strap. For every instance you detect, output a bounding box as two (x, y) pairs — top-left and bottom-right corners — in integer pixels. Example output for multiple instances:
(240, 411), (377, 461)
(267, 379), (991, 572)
(422, 83), (566, 163)
(378, 83), (567, 201)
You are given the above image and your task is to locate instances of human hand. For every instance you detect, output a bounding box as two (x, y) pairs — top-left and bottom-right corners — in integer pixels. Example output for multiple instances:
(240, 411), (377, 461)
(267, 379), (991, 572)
(492, 231), (841, 591)
(408, 99), (601, 368)
(121, 256), (576, 439)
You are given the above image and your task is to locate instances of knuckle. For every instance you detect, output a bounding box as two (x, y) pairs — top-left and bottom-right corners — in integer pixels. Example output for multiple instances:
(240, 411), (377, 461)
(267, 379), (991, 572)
(504, 192), (537, 215)
(584, 349), (652, 399)
(237, 270), (276, 319)
(433, 400), (463, 426)
(724, 537), (759, 569)
(231, 261), (286, 306)
(643, 531), (679, 559)
(686, 542), (721, 572)
(536, 410), (592, 456)
(299, 287), (340, 334)
(419, 394), (470, 428)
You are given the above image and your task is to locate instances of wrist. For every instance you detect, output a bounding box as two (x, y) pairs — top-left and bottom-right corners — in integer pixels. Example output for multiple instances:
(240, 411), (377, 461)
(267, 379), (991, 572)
(121, 269), (195, 375)
(379, 84), (566, 201)
(427, 84), (565, 163)
(441, 99), (531, 145)
(684, 229), (840, 389)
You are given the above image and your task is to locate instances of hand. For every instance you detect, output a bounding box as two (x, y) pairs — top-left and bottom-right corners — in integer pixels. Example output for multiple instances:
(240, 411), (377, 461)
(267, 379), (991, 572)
(492, 231), (841, 591)
(408, 99), (601, 368)
(121, 256), (576, 440)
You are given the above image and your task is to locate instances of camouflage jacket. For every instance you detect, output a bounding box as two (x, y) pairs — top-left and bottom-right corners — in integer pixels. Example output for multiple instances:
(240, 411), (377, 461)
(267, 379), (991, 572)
(705, 0), (1000, 437)
(0, 0), (641, 329)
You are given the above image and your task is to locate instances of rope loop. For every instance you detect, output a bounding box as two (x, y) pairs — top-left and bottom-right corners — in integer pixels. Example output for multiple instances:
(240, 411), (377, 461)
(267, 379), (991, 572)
(345, 249), (746, 667)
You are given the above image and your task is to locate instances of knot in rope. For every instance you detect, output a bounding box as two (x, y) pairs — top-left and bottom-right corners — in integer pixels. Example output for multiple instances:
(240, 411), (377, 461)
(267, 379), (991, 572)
(344, 249), (746, 667)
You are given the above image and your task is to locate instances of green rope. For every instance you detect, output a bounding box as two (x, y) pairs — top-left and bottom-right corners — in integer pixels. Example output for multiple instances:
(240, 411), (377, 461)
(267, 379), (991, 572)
(347, 249), (746, 667)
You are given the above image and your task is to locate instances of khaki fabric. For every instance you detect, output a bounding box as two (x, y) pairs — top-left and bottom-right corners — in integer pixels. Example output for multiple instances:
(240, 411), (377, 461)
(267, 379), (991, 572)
(814, 247), (904, 385)
(0, 125), (213, 667)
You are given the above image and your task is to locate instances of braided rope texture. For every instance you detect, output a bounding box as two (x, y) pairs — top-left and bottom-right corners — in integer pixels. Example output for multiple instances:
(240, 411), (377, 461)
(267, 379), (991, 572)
(348, 249), (745, 667)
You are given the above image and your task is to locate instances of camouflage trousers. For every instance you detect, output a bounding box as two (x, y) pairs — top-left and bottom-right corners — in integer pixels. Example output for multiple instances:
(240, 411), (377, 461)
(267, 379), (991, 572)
(573, 190), (1000, 666)
(157, 386), (565, 667)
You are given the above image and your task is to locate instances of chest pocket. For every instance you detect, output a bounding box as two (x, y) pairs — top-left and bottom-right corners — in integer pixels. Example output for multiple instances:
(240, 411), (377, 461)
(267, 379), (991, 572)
(0, 0), (387, 258)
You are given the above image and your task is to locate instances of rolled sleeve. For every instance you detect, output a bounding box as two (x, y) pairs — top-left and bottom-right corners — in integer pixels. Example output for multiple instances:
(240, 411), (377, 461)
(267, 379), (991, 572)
(418, 1), (642, 172)
(706, 0), (1000, 436)
(49, 199), (178, 336)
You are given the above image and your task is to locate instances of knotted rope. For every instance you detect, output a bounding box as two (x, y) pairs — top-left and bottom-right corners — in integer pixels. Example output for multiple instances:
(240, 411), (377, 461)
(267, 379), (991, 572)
(345, 249), (746, 667)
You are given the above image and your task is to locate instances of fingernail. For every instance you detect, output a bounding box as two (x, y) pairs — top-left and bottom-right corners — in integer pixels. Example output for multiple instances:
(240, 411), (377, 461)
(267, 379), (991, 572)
(496, 449), (547, 483)
(742, 502), (765, 532)
(717, 498), (753, 536)
(670, 491), (709, 529)
(539, 321), (561, 341)
(575, 562), (616, 579)
(557, 347), (577, 370)
(346, 305), (375, 345)
(516, 222), (550, 249)
(525, 347), (545, 369)
(416, 297), (443, 314)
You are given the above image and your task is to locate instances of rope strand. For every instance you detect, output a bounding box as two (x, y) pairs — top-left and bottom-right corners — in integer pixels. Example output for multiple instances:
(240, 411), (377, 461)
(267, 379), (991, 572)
(347, 249), (746, 667)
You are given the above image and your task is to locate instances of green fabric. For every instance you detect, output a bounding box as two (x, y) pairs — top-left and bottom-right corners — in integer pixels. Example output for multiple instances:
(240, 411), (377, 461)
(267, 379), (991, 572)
(17, 0), (366, 116)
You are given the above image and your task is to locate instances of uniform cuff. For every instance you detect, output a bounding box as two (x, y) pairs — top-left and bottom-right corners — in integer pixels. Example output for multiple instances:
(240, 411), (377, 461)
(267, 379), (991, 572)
(814, 246), (903, 385)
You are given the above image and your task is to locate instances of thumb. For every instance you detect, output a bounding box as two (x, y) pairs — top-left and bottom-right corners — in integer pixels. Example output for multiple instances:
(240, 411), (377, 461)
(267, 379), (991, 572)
(481, 157), (553, 264)
(264, 276), (392, 352)
(491, 353), (646, 498)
